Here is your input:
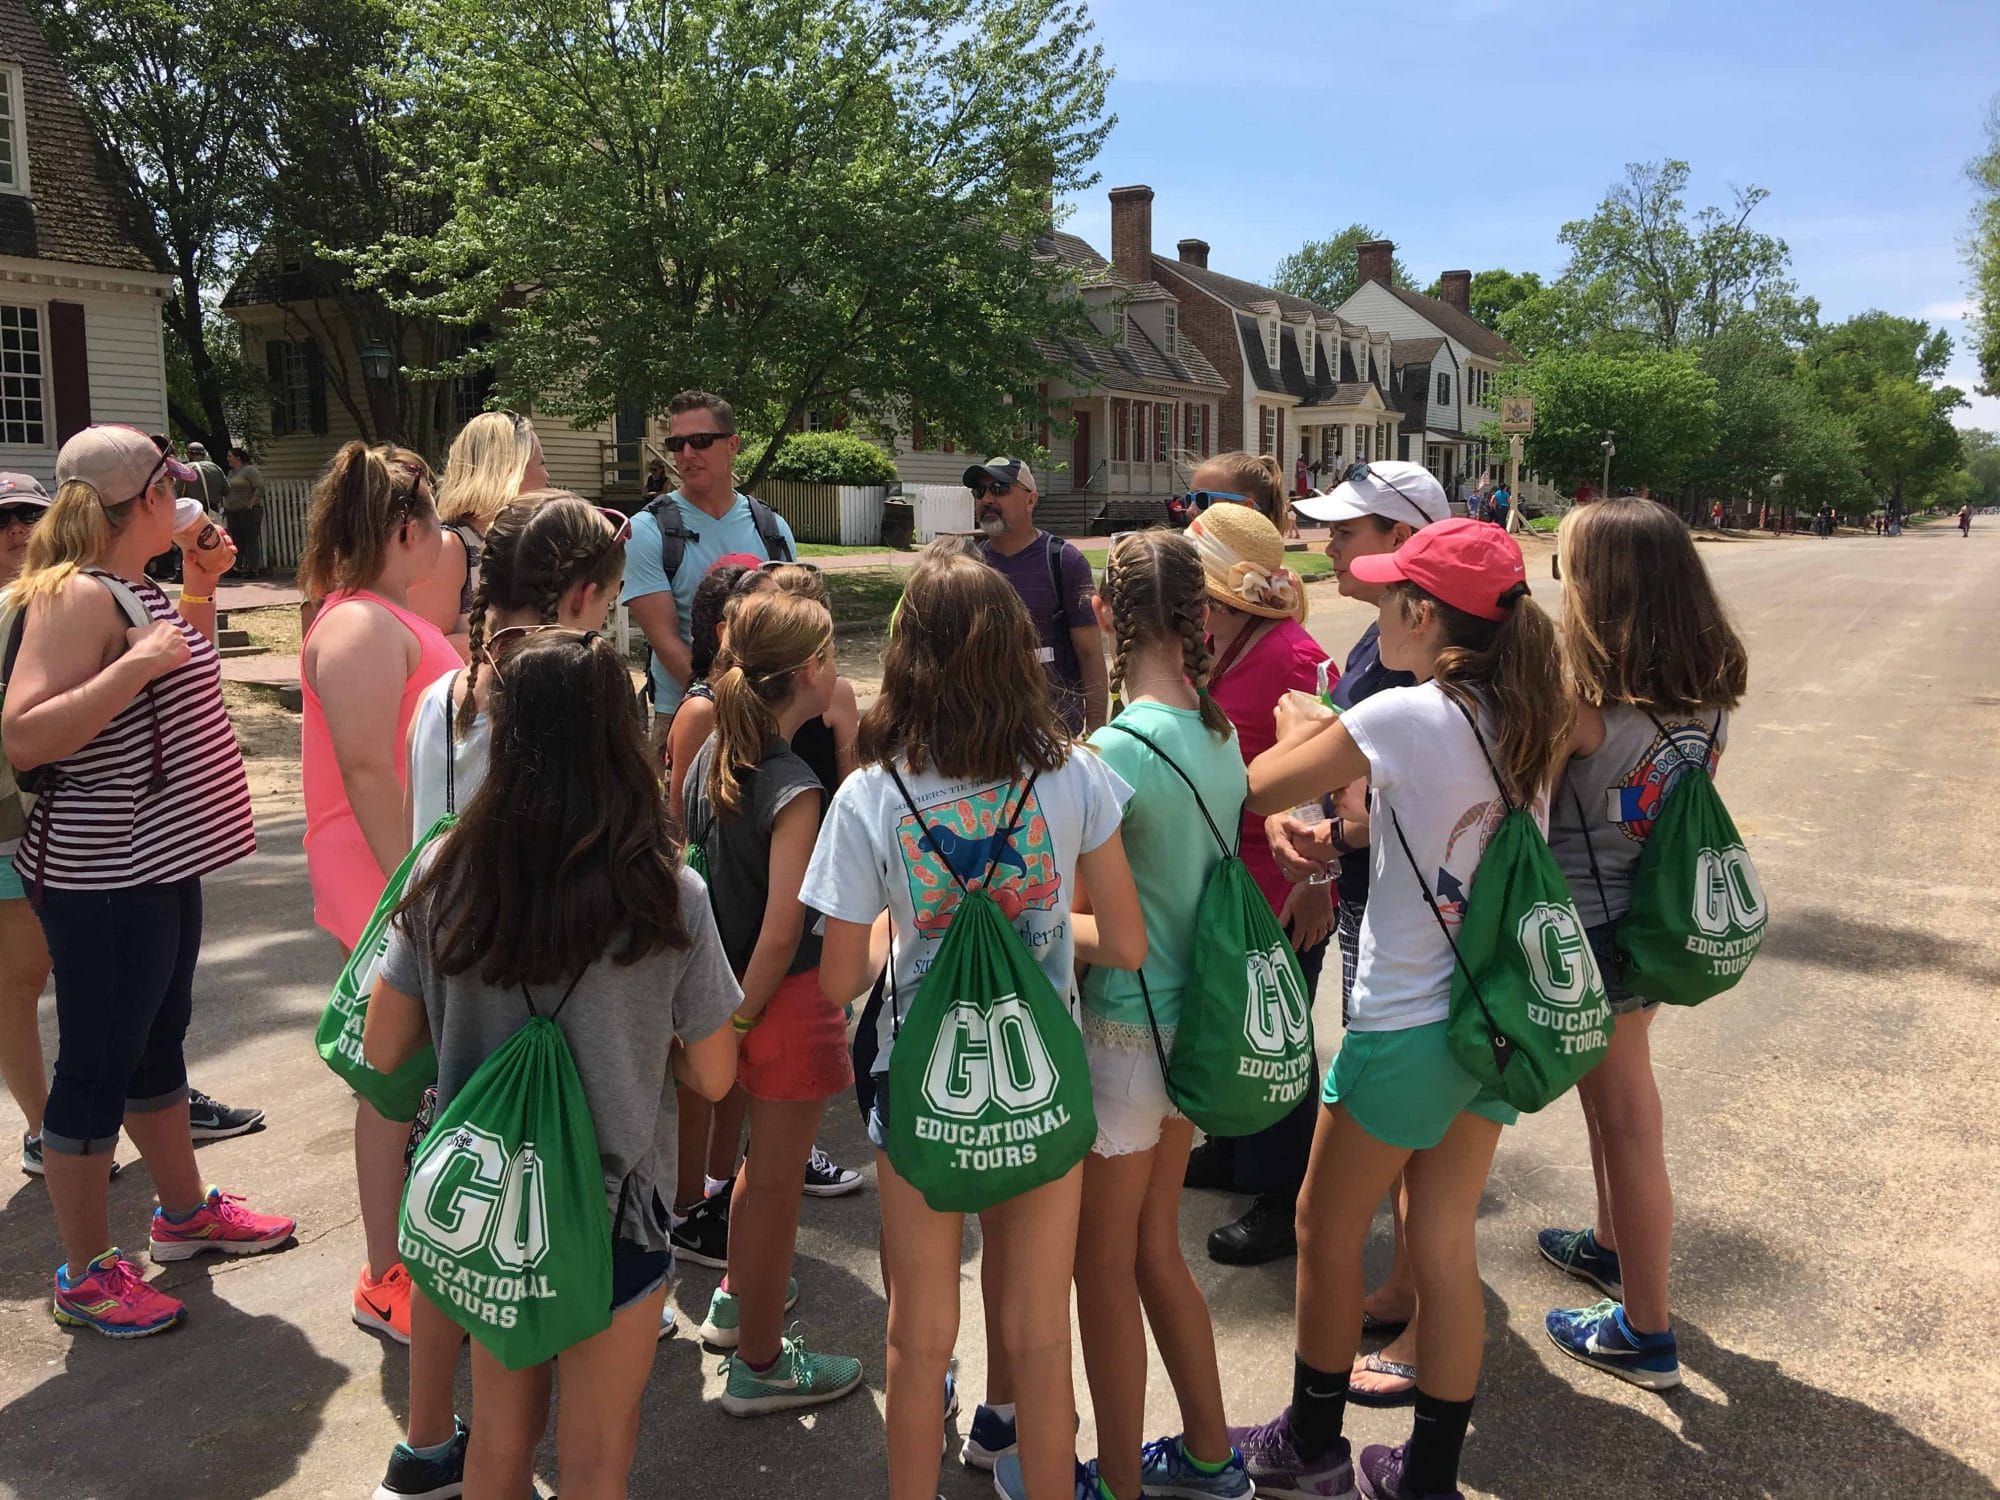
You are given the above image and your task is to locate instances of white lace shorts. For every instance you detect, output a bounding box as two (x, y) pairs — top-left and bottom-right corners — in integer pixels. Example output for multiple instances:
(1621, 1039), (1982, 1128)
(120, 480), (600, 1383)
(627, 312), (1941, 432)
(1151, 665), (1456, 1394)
(1083, 1011), (1183, 1157)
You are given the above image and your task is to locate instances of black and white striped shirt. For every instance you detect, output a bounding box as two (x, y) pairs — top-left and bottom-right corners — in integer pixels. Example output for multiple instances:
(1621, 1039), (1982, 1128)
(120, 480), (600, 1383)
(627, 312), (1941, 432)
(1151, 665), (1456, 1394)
(18, 574), (255, 890)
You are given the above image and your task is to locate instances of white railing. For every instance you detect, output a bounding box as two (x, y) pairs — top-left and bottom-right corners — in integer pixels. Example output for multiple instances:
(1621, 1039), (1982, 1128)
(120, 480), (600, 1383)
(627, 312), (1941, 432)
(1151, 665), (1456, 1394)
(262, 479), (315, 571)
(905, 483), (974, 542)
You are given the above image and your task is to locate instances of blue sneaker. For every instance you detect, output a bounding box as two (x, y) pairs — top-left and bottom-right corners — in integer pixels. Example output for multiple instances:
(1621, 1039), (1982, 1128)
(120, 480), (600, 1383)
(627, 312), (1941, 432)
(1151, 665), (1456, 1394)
(963, 1402), (1017, 1471)
(1140, 1434), (1253, 1497)
(373, 1415), (467, 1499)
(993, 1453), (1101, 1500)
(1535, 1226), (1622, 1298)
(1545, 1299), (1681, 1390)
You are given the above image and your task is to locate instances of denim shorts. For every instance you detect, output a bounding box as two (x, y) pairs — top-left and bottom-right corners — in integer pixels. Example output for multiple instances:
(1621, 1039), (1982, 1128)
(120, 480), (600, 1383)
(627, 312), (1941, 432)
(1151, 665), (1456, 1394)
(865, 1070), (891, 1152)
(610, 1239), (671, 1314)
(1587, 921), (1659, 1018)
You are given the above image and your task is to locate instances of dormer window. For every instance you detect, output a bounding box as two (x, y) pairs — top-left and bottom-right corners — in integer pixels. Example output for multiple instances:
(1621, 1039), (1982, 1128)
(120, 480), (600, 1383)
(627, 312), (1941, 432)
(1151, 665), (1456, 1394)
(1302, 329), (1314, 379)
(0, 67), (28, 195)
(1164, 304), (1177, 351)
(1119, 305), (1129, 343)
(1265, 317), (1279, 365)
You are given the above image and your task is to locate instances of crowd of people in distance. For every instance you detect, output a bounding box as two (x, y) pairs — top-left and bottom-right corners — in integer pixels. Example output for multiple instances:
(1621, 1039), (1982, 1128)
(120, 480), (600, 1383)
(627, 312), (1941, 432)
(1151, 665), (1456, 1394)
(0, 398), (1762, 1500)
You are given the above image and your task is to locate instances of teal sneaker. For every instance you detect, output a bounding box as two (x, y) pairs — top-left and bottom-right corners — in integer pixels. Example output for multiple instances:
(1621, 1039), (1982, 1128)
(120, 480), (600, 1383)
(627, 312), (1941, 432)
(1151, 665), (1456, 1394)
(1140, 1434), (1253, 1498)
(1536, 1226), (1623, 1298)
(718, 1329), (863, 1417)
(698, 1277), (800, 1348)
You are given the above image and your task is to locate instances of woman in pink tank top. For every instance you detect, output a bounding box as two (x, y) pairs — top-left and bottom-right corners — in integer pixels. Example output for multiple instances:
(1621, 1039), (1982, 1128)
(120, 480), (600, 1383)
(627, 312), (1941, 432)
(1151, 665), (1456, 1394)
(298, 443), (457, 948)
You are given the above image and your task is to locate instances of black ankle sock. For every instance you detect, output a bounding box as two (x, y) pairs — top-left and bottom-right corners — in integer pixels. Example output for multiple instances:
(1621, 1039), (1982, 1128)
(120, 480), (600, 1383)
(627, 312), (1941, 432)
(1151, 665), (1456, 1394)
(1403, 1390), (1475, 1497)
(1288, 1355), (1349, 1463)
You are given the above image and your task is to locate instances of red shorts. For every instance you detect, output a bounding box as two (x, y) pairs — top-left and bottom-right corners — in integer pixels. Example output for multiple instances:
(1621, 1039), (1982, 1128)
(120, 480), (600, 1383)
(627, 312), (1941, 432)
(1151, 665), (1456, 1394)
(738, 968), (854, 1103)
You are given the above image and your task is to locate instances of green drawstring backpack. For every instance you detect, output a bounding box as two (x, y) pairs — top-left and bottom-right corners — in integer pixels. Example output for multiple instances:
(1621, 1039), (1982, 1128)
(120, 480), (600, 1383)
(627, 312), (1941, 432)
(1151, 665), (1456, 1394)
(1389, 702), (1612, 1113)
(882, 767), (1096, 1213)
(1103, 724), (1315, 1137)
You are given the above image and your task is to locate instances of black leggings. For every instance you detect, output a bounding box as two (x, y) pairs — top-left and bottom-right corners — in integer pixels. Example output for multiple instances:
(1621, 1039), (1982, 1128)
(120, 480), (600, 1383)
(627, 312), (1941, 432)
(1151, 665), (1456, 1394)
(1202, 934), (1329, 1199)
(39, 877), (202, 1155)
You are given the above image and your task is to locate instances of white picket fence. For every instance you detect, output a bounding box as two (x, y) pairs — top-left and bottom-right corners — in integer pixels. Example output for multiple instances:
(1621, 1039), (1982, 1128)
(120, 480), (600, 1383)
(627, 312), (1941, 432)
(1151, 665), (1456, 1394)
(261, 480), (315, 571)
(904, 482), (976, 542)
(756, 480), (886, 546)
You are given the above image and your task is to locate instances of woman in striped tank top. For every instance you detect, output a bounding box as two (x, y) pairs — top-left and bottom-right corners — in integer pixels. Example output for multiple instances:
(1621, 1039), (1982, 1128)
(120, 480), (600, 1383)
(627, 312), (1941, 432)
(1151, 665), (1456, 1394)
(2, 425), (296, 1340)
(295, 442), (463, 1464)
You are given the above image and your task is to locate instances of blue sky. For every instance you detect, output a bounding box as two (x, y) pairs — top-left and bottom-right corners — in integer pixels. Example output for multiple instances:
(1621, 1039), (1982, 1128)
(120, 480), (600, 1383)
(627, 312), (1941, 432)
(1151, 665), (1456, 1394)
(1056, 0), (2000, 428)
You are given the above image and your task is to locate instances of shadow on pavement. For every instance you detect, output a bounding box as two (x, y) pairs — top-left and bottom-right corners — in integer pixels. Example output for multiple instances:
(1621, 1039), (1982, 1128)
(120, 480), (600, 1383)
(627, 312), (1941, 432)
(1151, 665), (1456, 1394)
(0, 1257), (345, 1498)
(1758, 904), (2000, 990)
(1466, 1289), (1998, 1499)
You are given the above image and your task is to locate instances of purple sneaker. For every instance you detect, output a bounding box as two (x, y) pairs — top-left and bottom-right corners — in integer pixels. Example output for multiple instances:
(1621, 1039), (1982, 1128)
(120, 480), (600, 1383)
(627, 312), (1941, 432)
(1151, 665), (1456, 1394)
(1355, 1443), (1463, 1500)
(1225, 1409), (1355, 1500)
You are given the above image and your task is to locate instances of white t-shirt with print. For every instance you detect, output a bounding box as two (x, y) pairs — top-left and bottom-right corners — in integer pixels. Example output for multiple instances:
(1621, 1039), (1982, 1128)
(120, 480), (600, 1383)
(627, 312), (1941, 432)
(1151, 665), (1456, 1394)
(800, 750), (1130, 1072)
(405, 672), (493, 835)
(1342, 681), (1548, 1033)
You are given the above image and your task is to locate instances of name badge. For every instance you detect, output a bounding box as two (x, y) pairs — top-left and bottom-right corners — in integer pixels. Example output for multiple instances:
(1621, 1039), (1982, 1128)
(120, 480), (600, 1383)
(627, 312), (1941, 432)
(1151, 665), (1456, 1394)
(1035, 646), (1055, 664)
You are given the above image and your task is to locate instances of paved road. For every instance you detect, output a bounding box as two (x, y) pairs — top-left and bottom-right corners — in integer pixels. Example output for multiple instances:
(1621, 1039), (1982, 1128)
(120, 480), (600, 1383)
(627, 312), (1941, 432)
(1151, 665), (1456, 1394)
(2, 525), (1996, 1498)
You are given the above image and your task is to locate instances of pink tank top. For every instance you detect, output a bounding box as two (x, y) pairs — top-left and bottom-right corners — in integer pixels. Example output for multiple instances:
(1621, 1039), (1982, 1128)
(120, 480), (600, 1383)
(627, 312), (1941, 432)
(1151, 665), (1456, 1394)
(301, 589), (460, 947)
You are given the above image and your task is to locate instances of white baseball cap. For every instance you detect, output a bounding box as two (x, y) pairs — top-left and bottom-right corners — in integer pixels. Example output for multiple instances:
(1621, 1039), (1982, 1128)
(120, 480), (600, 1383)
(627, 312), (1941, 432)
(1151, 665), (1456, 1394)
(1294, 459), (1448, 530)
(55, 424), (196, 506)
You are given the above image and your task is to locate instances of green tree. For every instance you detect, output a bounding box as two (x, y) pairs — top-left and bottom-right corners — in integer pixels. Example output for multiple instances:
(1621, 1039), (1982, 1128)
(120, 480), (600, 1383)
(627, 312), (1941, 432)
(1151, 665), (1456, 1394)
(1960, 428), (2000, 508)
(1500, 350), (1718, 493)
(1557, 160), (1806, 351)
(1803, 313), (1966, 517)
(1967, 100), (2000, 395)
(373, 0), (1114, 488)
(1272, 226), (1410, 310)
(1686, 328), (1863, 518)
(33, 0), (289, 450)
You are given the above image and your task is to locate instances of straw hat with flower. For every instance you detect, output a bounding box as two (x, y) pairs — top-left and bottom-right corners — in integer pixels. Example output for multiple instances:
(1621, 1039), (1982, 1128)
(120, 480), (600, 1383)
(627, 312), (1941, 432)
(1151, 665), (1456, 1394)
(1186, 502), (1308, 624)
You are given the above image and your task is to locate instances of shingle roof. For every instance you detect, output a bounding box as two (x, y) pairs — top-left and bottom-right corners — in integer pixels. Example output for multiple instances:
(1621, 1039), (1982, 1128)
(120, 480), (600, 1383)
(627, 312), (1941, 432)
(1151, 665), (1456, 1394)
(1383, 285), (1516, 362)
(1240, 314), (1409, 423)
(1041, 310), (1227, 399)
(1035, 228), (1125, 286)
(1392, 335), (1446, 366)
(222, 241), (344, 308)
(0, 0), (160, 274)
(1156, 257), (1344, 325)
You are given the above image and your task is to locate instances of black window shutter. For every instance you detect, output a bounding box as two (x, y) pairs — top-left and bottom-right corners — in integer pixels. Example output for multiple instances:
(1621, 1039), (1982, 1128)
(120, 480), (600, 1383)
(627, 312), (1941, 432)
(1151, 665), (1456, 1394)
(47, 301), (91, 444)
(305, 341), (328, 435)
(266, 340), (289, 437)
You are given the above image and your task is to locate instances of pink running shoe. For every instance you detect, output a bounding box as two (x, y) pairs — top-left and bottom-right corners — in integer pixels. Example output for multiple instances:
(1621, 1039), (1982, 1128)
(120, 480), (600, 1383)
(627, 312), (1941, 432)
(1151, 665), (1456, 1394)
(148, 1186), (296, 1262)
(53, 1249), (186, 1338)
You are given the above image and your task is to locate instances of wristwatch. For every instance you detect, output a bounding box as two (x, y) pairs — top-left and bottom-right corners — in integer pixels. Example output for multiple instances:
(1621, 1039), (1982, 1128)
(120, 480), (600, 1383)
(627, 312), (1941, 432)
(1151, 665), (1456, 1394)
(1328, 816), (1353, 857)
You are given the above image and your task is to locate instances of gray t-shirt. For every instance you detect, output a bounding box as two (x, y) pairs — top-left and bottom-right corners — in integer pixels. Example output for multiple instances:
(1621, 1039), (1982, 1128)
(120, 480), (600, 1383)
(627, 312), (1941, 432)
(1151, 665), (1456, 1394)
(1550, 705), (1729, 929)
(682, 733), (824, 976)
(380, 862), (741, 1250)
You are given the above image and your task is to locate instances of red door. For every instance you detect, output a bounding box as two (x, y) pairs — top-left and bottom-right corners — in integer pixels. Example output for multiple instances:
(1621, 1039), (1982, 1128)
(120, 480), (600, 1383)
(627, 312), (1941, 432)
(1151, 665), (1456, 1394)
(1071, 411), (1092, 491)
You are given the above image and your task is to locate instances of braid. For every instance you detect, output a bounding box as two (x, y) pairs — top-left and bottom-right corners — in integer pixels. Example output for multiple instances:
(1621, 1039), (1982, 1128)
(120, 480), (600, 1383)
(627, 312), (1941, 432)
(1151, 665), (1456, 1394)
(1105, 545), (1140, 710)
(459, 572), (493, 735)
(1177, 586), (1229, 737)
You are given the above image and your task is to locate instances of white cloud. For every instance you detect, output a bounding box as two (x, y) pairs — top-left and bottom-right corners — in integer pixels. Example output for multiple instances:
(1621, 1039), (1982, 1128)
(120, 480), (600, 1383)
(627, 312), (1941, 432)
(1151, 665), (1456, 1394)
(1923, 298), (1974, 321)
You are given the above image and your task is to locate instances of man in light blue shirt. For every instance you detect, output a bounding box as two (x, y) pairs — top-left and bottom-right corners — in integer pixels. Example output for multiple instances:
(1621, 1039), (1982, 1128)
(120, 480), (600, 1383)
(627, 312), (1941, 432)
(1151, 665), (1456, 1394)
(621, 389), (797, 720)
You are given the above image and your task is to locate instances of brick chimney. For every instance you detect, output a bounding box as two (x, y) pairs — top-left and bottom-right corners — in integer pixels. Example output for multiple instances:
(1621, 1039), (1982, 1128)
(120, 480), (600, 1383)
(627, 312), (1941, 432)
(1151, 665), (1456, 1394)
(1357, 239), (1395, 288)
(1177, 237), (1210, 269)
(1439, 270), (1472, 313)
(1109, 185), (1155, 284)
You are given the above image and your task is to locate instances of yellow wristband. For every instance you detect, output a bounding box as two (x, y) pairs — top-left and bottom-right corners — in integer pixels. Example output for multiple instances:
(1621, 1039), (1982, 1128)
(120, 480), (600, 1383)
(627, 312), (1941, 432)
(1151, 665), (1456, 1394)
(731, 1012), (758, 1033)
(179, 592), (215, 605)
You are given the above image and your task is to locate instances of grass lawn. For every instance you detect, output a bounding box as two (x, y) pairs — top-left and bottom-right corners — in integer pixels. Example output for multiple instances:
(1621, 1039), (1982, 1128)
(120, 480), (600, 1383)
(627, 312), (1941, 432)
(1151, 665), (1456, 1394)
(823, 567), (910, 632)
(794, 541), (904, 558)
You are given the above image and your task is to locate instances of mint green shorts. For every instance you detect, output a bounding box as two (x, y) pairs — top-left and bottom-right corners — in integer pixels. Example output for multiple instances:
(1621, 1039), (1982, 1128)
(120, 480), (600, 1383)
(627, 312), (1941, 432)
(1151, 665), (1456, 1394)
(1322, 1020), (1519, 1150)
(0, 849), (23, 903)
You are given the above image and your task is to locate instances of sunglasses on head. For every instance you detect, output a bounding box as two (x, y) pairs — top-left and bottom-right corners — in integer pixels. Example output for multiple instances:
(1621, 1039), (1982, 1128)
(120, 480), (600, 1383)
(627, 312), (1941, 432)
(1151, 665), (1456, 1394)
(482, 624), (604, 666)
(757, 558), (821, 574)
(664, 431), (733, 454)
(1176, 490), (1250, 513)
(1341, 462), (1439, 522)
(595, 506), (634, 546)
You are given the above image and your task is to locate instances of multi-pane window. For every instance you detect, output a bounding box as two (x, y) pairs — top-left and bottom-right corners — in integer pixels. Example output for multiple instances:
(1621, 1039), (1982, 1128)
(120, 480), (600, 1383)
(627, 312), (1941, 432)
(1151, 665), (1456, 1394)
(1185, 403), (1207, 457)
(0, 305), (45, 446)
(0, 69), (24, 193)
(1259, 406), (1275, 456)
(1112, 400), (1129, 462)
(1154, 403), (1170, 462)
(272, 340), (313, 436)
(1436, 372), (1452, 407)
(1163, 305), (1177, 351)
(1266, 319), (1279, 365)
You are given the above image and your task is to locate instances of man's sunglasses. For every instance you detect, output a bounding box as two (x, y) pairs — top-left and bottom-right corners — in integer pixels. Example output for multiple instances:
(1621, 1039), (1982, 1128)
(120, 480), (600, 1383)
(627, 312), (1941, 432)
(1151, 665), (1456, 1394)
(969, 478), (1016, 499)
(665, 431), (733, 454)
(1175, 490), (1250, 512)
(1341, 462), (1441, 522)
(0, 502), (43, 528)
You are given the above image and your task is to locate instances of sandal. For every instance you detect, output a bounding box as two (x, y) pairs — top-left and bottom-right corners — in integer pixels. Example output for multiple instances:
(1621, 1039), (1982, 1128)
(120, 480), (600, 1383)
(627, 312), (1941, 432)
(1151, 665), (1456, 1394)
(1361, 1308), (1410, 1338)
(1346, 1351), (1418, 1408)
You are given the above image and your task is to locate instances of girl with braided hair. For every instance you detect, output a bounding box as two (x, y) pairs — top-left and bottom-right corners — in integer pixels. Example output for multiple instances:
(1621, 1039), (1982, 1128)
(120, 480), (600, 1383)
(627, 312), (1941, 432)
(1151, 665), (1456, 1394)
(679, 589), (866, 1416)
(1069, 529), (1253, 1500)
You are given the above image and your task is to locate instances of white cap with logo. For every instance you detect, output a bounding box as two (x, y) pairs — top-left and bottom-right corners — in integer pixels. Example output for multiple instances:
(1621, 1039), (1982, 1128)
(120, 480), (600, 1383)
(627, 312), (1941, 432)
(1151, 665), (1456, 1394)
(1294, 459), (1449, 531)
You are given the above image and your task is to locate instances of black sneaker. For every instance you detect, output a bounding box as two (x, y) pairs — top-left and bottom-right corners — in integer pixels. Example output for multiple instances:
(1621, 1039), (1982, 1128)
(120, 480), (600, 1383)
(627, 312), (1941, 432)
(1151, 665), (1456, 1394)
(669, 1192), (730, 1268)
(802, 1144), (863, 1198)
(373, 1416), (467, 1500)
(1207, 1193), (1297, 1266)
(1183, 1138), (1235, 1192)
(22, 1133), (121, 1179)
(187, 1088), (265, 1142)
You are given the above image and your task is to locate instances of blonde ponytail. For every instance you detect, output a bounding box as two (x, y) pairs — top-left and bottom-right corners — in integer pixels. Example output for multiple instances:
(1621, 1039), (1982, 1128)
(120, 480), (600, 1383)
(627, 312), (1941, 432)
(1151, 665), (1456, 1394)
(704, 589), (833, 818)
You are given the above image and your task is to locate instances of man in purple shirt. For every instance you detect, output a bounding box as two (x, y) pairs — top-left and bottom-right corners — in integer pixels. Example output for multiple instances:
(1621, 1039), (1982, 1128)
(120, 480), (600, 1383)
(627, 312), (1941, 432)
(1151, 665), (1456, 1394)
(964, 456), (1107, 733)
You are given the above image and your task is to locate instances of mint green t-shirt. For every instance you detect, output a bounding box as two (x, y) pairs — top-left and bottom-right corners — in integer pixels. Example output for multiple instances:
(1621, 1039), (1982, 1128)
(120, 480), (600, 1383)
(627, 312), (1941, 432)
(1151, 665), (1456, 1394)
(1084, 701), (1248, 1028)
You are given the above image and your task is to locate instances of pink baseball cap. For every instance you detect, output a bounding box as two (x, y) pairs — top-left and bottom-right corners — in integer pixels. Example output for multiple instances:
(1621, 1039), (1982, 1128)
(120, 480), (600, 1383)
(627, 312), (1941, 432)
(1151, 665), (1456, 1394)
(1348, 516), (1527, 621)
(55, 424), (196, 505)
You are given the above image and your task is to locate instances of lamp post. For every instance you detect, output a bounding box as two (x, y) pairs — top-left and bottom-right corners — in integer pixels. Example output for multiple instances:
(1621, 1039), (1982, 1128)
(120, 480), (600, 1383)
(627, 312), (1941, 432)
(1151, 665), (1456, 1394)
(1599, 430), (1616, 498)
(359, 340), (398, 443)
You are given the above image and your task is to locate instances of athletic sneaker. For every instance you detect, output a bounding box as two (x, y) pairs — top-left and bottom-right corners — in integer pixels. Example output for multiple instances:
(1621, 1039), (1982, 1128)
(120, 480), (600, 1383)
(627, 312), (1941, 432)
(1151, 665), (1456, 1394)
(698, 1276), (799, 1347)
(962, 1403), (1018, 1470)
(1545, 1299), (1682, 1390)
(717, 1329), (864, 1416)
(669, 1193), (730, 1269)
(186, 1088), (265, 1141)
(148, 1186), (295, 1261)
(21, 1134), (122, 1179)
(354, 1261), (415, 1344)
(52, 1249), (185, 1339)
(992, 1453), (1102, 1500)
(1226, 1410), (1356, 1500)
(1354, 1442), (1462, 1500)
(658, 1302), (677, 1341)
(1140, 1434), (1253, 1497)
(374, 1416), (467, 1500)
(802, 1144), (863, 1197)
(1535, 1226), (1623, 1298)
(944, 1363), (961, 1459)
